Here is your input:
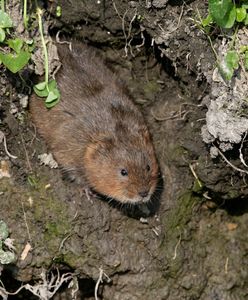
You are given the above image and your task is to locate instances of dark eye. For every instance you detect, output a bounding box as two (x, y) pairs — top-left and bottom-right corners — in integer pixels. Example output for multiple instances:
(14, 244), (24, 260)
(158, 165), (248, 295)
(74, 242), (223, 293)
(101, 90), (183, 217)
(146, 164), (150, 172)
(120, 169), (128, 176)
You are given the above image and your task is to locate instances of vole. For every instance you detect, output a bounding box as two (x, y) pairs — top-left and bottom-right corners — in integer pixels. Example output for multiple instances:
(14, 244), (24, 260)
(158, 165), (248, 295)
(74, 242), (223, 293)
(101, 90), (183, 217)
(30, 41), (159, 204)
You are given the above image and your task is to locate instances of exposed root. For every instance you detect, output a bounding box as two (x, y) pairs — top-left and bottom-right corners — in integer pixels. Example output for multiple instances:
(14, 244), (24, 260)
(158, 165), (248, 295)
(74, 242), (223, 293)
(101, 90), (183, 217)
(189, 163), (203, 188)
(0, 269), (75, 300)
(112, 1), (141, 57)
(239, 132), (248, 168)
(159, 2), (185, 36)
(0, 131), (17, 159)
(225, 257), (229, 274)
(94, 267), (111, 300)
(151, 107), (188, 121)
(59, 233), (73, 252)
(215, 146), (248, 175)
(172, 232), (181, 260)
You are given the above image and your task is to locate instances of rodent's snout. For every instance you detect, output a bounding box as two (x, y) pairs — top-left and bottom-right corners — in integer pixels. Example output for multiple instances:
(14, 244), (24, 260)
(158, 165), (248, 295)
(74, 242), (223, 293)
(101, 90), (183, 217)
(138, 190), (149, 198)
(138, 186), (156, 203)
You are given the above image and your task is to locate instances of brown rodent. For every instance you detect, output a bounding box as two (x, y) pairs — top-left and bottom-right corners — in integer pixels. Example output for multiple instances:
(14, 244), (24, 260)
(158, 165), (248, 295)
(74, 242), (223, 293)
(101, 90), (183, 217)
(30, 41), (159, 204)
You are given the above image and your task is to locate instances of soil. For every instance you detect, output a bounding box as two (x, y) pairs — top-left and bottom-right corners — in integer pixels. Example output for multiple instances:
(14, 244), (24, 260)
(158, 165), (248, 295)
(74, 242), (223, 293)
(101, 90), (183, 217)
(1, 0), (248, 299)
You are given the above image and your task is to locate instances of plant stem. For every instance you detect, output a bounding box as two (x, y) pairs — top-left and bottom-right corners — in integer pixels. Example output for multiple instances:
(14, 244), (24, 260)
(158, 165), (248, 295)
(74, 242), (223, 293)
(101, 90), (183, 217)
(1, 0), (4, 12)
(37, 7), (49, 90)
(23, 0), (28, 29)
(230, 25), (239, 50)
(207, 35), (218, 61)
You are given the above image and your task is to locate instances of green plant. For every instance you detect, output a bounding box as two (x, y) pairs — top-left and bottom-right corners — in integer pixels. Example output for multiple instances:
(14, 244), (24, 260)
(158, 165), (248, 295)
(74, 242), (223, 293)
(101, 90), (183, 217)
(0, 9), (32, 73)
(0, 9), (12, 42)
(33, 8), (60, 108)
(209, 0), (248, 28)
(1, 0), (4, 12)
(0, 3), (60, 108)
(204, 0), (248, 80)
(0, 220), (15, 264)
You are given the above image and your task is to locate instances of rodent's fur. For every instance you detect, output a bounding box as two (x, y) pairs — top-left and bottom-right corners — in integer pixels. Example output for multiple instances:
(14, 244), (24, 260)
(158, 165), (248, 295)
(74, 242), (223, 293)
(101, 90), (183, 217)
(30, 41), (159, 204)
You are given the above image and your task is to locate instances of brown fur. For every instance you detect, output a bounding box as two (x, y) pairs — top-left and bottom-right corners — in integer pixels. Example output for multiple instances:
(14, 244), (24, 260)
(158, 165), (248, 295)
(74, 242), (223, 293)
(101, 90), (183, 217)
(30, 41), (159, 203)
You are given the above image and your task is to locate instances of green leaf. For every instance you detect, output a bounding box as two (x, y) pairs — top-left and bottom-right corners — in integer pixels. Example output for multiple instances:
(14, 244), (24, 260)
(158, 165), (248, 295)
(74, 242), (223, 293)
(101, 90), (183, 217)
(34, 82), (49, 97)
(45, 84), (60, 108)
(202, 14), (213, 27)
(218, 63), (233, 81)
(34, 88), (49, 97)
(34, 81), (46, 91)
(0, 27), (5, 42)
(47, 79), (57, 91)
(7, 38), (23, 53)
(46, 90), (58, 103)
(0, 50), (31, 73)
(45, 86), (60, 105)
(244, 51), (248, 70)
(0, 10), (13, 28)
(34, 80), (60, 107)
(244, 13), (248, 25)
(0, 249), (15, 264)
(209, 0), (236, 28)
(236, 7), (246, 22)
(218, 50), (239, 81)
(45, 97), (60, 108)
(226, 50), (239, 69)
(241, 4), (248, 10)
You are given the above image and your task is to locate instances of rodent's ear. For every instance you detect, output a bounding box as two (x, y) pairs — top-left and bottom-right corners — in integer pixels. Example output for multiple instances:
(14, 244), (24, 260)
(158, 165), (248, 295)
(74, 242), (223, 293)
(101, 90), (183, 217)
(93, 133), (114, 147)
(139, 126), (151, 145)
(96, 136), (115, 152)
(86, 135), (115, 160)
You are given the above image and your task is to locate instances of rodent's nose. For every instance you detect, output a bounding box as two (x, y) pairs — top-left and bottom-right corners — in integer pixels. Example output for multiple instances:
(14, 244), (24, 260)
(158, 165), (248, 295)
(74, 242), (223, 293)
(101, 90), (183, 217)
(139, 190), (149, 198)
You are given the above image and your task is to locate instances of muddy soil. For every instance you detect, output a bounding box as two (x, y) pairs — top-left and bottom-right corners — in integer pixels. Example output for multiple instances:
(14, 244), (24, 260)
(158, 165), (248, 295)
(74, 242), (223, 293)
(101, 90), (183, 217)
(1, 0), (248, 299)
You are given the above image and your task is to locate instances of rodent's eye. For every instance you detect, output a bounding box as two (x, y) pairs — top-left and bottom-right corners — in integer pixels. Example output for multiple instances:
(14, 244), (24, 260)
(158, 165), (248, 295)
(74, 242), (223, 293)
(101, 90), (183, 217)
(120, 169), (128, 176)
(146, 164), (150, 172)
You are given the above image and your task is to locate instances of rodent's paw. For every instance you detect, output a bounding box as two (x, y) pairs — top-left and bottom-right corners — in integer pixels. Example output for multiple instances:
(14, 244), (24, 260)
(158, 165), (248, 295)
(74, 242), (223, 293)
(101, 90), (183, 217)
(84, 187), (97, 203)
